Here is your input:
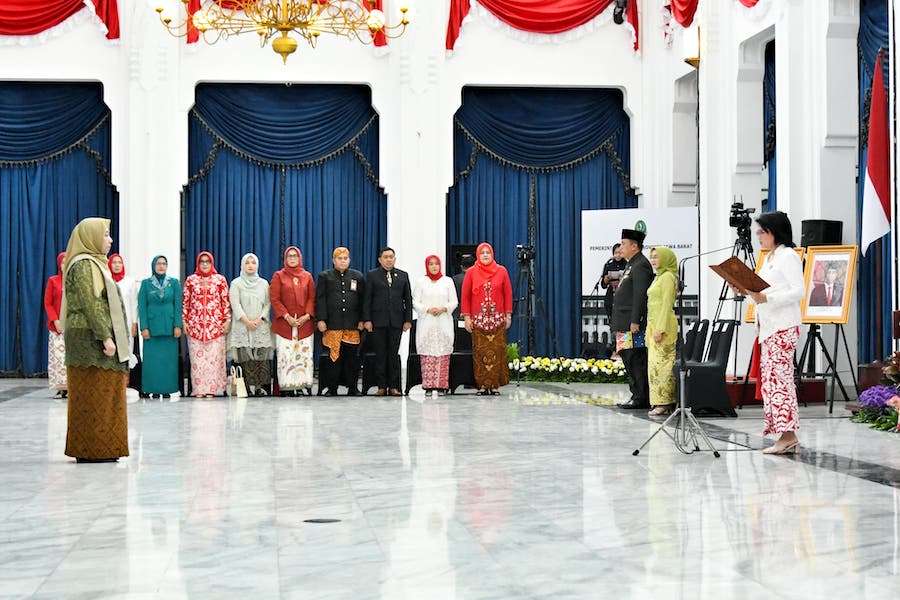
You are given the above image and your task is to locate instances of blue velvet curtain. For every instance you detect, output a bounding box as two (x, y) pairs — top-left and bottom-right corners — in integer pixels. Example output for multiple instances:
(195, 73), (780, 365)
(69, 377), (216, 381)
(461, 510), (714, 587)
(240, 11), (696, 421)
(857, 0), (891, 363)
(763, 41), (777, 212)
(184, 84), (387, 284)
(0, 82), (118, 376)
(447, 87), (635, 357)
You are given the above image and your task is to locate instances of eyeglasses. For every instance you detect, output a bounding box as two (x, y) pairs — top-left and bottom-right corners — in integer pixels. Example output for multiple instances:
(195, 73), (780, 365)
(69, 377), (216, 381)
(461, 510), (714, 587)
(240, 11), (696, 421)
(199, 259), (212, 264)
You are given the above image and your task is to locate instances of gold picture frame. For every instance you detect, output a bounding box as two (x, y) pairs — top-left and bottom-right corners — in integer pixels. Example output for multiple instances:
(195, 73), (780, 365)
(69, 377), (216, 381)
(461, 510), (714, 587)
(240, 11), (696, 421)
(744, 247), (806, 323)
(801, 245), (857, 324)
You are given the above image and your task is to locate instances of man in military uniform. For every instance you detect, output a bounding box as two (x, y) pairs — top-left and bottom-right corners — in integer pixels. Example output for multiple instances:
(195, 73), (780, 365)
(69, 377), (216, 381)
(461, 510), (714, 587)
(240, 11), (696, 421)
(316, 247), (366, 396)
(612, 229), (654, 409)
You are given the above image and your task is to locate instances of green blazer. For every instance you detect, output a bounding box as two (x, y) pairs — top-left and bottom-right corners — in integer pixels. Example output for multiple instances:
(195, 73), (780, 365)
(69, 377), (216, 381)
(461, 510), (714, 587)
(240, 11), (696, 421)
(138, 276), (183, 337)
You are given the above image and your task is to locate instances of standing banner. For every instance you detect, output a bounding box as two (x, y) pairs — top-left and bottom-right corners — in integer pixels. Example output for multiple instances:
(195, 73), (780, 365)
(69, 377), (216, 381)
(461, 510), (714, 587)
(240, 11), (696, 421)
(581, 207), (700, 342)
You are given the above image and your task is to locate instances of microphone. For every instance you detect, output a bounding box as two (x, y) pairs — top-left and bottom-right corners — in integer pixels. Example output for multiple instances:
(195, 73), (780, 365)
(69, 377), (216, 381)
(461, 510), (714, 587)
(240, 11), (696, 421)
(677, 245), (737, 276)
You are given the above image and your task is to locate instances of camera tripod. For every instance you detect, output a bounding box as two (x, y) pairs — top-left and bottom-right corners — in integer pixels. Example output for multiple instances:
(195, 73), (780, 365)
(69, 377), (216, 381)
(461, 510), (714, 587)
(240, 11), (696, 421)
(512, 256), (559, 364)
(714, 234), (756, 377)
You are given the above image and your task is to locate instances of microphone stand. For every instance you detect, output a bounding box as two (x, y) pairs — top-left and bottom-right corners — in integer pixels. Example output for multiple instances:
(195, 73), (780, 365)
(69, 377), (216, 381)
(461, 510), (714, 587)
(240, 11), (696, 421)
(588, 276), (603, 357)
(632, 245), (737, 457)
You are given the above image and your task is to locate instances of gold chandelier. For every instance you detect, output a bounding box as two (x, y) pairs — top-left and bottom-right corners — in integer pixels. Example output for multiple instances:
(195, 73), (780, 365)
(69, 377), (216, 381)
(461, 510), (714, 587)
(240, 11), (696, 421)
(154, 0), (410, 63)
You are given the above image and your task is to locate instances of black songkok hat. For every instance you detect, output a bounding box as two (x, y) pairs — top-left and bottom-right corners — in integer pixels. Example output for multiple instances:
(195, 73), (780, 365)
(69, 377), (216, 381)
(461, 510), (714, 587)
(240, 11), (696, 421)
(621, 229), (646, 244)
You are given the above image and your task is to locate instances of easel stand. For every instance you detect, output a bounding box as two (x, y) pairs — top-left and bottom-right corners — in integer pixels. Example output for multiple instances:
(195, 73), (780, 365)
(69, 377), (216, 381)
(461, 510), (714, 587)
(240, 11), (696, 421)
(796, 323), (859, 413)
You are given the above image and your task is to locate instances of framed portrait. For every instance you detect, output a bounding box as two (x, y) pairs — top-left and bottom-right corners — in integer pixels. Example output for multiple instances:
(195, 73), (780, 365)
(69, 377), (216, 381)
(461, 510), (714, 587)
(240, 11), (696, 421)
(744, 247), (806, 323)
(802, 245), (857, 324)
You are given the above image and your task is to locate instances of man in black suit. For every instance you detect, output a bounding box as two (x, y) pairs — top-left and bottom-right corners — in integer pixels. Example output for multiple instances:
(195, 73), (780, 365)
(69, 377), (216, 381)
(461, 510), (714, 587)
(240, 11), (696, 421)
(363, 247), (413, 396)
(612, 229), (654, 409)
(452, 254), (475, 352)
(316, 247), (366, 396)
(808, 264), (844, 307)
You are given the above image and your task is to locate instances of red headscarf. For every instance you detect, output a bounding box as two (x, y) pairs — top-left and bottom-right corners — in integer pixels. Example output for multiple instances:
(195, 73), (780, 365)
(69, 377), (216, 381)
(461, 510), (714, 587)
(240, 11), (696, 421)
(107, 253), (125, 282)
(194, 251), (217, 276)
(424, 255), (443, 281)
(50, 252), (66, 287)
(475, 242), (499, 278)
(282, 246), (305, 277)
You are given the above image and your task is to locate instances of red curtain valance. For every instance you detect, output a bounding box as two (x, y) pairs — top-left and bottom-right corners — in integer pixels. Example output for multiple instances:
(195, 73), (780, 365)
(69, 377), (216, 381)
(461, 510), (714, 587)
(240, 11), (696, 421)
(0, 0), (119, 40)
(738, 0), (761, 6)
(669, 0), (698, 27)
(446, 0), (640, 52)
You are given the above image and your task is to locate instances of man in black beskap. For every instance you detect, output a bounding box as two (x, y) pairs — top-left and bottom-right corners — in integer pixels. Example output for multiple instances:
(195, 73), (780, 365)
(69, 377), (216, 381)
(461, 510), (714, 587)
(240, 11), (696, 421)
(612, 229), (654, 409)
(316, 247), (366, 396)
(363, 247), (413, 396)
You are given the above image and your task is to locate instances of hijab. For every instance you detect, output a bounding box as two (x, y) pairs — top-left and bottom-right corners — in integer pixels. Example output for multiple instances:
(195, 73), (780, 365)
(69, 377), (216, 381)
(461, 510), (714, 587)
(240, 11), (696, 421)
(108, 253), (126, 283)
(652, 246), (678, 278)
(194, 251), (217, 277)
(424, 255), (443, 282)
(49, 252), (66, 288)
(150, 255), (170, 297)
(282, 246), (305, 277)
(475, 242), (500, 278)
(60, 217), (130, 363)
(237, 253), (262, 289)
(62, 217), (111, 296)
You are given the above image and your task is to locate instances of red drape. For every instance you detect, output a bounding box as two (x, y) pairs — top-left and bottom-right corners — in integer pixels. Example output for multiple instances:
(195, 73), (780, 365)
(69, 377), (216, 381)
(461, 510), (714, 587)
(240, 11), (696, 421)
(0, 0), (119, 39)
(669, 0), (698, 27)
(446, 0), (639, 52)
(738, 0), (761, 6)
(187, 0), (386, 47)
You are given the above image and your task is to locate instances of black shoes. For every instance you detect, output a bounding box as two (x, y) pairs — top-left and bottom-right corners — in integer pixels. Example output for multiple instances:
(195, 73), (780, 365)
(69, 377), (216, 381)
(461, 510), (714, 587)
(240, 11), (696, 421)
(618, 399), (650, 410)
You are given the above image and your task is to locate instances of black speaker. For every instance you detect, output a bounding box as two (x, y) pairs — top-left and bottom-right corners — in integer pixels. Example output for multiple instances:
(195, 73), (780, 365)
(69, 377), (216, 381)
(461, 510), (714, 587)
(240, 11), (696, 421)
(449, 244), (477, 275)
(800, 220), (843, 247)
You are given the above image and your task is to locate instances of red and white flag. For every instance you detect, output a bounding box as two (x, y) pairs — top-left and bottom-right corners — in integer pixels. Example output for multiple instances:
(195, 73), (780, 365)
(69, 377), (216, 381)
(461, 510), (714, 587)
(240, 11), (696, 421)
(861, 52), (891, 256)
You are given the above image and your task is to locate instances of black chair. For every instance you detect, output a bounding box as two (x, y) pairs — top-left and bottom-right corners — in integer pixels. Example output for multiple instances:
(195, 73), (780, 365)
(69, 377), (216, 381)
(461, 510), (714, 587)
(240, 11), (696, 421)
(405, 321), (423, 395)
(683, 320), (737, 417)
(680, 319), (702, 362)
(691, 319), (710, 362)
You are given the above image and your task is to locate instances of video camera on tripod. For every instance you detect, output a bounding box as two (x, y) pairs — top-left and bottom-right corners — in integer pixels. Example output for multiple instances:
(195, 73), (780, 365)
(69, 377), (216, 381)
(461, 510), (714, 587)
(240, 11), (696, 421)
(515, 244), (535, 264)
(729, 201), (755, 243)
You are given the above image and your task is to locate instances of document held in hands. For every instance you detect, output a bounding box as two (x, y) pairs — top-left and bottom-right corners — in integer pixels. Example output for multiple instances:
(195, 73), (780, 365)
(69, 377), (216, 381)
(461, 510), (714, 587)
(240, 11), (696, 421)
(709, 257), (770, 293)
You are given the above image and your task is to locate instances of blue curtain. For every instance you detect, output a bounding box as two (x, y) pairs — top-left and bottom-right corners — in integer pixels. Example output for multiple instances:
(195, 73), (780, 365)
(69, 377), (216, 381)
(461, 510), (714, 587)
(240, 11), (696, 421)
(447, 87), (635, 357)
(763, 41), (777, 212)
(0, 82), (118, 376)
(184, 83), (387, 284)
(857, 0), (891, 364)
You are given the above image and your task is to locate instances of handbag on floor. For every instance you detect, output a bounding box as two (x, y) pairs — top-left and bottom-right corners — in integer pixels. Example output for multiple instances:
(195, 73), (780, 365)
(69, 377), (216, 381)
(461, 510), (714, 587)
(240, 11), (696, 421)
(229, 366), (248, 398)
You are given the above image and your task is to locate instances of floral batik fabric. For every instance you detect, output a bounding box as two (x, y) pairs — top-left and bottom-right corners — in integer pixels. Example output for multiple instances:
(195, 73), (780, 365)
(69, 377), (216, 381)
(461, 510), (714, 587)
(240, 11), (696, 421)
(276, 334), (314, 390)
(48, 331), (67, 390)
(760, 326), (800, 435)
(421, 355), (450, 389)
(188, 336), (227, 396)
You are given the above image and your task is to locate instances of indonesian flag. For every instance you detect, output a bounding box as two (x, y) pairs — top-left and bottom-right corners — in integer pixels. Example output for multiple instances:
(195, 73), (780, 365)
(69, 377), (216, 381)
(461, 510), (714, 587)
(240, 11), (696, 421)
(861, 52), (891, 256)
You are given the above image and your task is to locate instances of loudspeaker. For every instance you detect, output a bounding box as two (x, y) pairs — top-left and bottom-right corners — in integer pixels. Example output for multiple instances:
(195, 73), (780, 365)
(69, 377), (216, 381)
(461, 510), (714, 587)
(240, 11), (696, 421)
(800, 220), (843, 247)
(449, 244), (477, 275)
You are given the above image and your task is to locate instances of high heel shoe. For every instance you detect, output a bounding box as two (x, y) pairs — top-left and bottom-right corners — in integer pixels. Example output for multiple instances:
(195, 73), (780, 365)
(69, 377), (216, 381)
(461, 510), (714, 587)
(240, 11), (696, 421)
(762, 441), (799, 455)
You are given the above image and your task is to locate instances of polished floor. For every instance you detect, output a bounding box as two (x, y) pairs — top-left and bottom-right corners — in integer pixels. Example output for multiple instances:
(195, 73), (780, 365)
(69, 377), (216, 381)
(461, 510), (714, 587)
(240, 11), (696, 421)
(1, 379), (899, 599)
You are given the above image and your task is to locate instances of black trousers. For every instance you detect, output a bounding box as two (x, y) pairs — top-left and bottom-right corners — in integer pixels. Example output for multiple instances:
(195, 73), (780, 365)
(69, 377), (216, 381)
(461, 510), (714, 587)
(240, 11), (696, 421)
(619, 347), (649, 405)
(371, 326), (403, 390)
(320, 342), (361, 393)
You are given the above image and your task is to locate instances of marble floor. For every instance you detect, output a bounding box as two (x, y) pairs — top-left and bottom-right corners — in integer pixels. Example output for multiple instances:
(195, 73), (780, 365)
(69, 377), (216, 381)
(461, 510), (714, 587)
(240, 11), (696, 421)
(1, 379), (900, 599)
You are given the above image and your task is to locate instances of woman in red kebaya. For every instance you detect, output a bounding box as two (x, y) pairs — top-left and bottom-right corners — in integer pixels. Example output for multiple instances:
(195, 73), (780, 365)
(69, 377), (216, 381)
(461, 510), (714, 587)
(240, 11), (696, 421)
(270, 246), (316, 396)
(183, 251), (231, 397)
(460, 243), (513, 395)
(44, 251), (67, 398)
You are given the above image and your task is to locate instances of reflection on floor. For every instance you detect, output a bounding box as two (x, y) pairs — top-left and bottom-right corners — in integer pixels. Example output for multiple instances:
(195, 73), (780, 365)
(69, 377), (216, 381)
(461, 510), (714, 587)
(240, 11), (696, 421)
(1, 379), (898, 599)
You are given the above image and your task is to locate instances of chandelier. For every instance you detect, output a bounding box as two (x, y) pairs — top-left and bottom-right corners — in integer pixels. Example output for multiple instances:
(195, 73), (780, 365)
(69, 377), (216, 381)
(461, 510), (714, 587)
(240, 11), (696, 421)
(154, 1), (411, 63)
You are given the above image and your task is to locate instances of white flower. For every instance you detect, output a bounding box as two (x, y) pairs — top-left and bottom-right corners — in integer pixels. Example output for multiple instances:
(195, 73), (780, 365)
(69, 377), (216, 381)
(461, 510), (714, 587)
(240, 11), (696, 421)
(591, 367), (599, 374)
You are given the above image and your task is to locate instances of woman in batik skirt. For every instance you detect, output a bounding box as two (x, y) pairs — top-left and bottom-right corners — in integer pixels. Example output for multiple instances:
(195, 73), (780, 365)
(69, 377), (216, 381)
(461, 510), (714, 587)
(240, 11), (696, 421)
(460, 243), (513, 396)
(270, 246), (316, 396)
(183, 251), (231, 398)
(61, 218), (130, 462)
(44, 251), (67, 398)
(229, 253), (274, 396)
(413, 255), (458, 398)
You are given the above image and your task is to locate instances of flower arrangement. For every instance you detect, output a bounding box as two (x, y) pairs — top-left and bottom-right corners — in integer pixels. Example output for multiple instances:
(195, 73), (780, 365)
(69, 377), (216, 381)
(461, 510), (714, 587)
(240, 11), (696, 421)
(507, 355), (627, 384)
(852, 383), (900, 431)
